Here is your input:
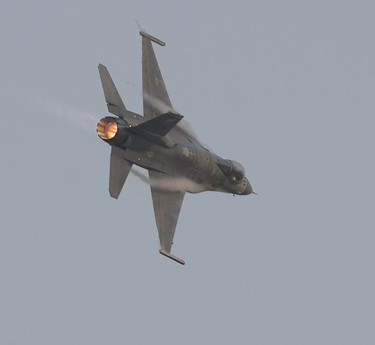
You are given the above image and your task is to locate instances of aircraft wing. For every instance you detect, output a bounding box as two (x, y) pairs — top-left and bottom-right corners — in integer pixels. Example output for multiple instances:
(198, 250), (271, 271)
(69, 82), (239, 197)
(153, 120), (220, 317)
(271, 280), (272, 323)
(148, 170), (185, 264)
(141, 31), (173, 118)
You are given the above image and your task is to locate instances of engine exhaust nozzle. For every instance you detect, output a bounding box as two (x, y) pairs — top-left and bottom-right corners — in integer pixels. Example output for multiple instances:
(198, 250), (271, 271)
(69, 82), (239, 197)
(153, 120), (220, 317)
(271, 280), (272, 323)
(97, 118), (118, 140)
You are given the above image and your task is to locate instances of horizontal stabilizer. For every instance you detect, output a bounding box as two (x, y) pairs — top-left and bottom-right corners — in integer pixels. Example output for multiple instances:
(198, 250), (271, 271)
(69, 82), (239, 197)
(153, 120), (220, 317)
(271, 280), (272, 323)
(159, 250), (185, 265)
(109, 146), (133, 199)
(128, 111), (183, 139)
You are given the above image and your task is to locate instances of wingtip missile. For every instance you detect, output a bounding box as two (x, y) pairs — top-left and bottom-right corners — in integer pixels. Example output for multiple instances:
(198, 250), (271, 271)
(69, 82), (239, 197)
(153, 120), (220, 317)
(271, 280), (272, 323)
(159, 249), (185, 265)
(140, 31), (166, 47)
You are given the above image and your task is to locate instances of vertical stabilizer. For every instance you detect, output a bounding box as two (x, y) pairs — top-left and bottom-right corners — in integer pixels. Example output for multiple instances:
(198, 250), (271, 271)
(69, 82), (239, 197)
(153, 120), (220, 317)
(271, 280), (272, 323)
(98, 64), (127, 117)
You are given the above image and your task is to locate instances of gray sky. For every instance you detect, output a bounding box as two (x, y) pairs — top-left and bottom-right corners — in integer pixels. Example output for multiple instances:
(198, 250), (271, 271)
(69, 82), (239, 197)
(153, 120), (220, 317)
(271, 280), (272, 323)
(1, 1), (374, 344)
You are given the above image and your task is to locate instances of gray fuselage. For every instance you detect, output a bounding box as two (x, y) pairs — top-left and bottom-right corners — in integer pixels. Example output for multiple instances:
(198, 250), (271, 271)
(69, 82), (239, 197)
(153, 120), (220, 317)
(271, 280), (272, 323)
(98, 111), (252, 196)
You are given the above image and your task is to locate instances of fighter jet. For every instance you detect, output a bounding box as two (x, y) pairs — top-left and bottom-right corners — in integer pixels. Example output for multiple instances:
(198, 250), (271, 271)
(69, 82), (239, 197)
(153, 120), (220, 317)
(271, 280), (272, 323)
(96, 31), (254, 265)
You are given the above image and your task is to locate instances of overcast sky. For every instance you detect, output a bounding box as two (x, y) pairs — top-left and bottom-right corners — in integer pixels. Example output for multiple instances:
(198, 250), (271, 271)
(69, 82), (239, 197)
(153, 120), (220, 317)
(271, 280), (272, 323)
(1, 1), (374, 344)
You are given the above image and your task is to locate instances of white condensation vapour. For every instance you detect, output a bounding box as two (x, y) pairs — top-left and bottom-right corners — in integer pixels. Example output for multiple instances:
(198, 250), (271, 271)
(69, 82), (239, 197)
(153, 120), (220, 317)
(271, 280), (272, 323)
(143, 92), (200, 140)
(32, 93), (200, 141)
(131, 168), (204, 193)
(130, 94), (205, 193)
(32, 93), (204, 193)
(143, 92), (173, 114)
(31, 95), (100, 133)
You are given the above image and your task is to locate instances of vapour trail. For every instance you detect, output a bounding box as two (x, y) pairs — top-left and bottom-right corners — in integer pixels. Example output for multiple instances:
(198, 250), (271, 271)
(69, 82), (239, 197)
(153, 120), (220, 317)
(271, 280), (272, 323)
(143, 92), (200, 140)
(131, 167), (204, 193)
(30, 95), (100, 133)
(130, 168), (150, 184)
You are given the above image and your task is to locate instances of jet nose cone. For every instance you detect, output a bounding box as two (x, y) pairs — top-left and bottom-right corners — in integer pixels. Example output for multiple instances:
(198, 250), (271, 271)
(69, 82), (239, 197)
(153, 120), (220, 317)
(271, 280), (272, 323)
(242, 178), (253, 195)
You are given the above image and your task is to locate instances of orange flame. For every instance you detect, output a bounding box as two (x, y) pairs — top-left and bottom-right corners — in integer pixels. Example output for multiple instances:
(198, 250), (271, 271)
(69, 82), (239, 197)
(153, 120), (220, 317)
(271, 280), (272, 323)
(97, 118), (118, 140)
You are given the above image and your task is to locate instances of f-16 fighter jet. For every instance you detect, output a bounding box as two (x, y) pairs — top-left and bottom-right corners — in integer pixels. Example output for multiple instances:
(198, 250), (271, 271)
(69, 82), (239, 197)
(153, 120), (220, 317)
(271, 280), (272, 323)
(97, 31), (254, 264)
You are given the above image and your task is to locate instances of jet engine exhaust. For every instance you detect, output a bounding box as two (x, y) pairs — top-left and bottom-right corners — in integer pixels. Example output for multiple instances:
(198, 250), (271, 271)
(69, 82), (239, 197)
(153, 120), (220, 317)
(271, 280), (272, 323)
(97, 118), (118, 140)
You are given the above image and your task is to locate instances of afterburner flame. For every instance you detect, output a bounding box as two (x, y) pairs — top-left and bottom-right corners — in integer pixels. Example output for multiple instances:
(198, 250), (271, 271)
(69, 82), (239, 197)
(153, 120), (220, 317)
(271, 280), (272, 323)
(97, 118), (118, 140)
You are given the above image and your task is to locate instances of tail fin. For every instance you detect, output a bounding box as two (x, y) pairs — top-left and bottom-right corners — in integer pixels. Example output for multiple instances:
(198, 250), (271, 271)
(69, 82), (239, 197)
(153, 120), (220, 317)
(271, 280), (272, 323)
(130, 111), (183, 137)
(127, 111), (183, 146)
(98, 64), (127, 118)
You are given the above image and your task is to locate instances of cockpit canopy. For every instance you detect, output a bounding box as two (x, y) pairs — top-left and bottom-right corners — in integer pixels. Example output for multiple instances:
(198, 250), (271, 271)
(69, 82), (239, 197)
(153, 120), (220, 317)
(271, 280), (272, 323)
(217, 159), (246, 184)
